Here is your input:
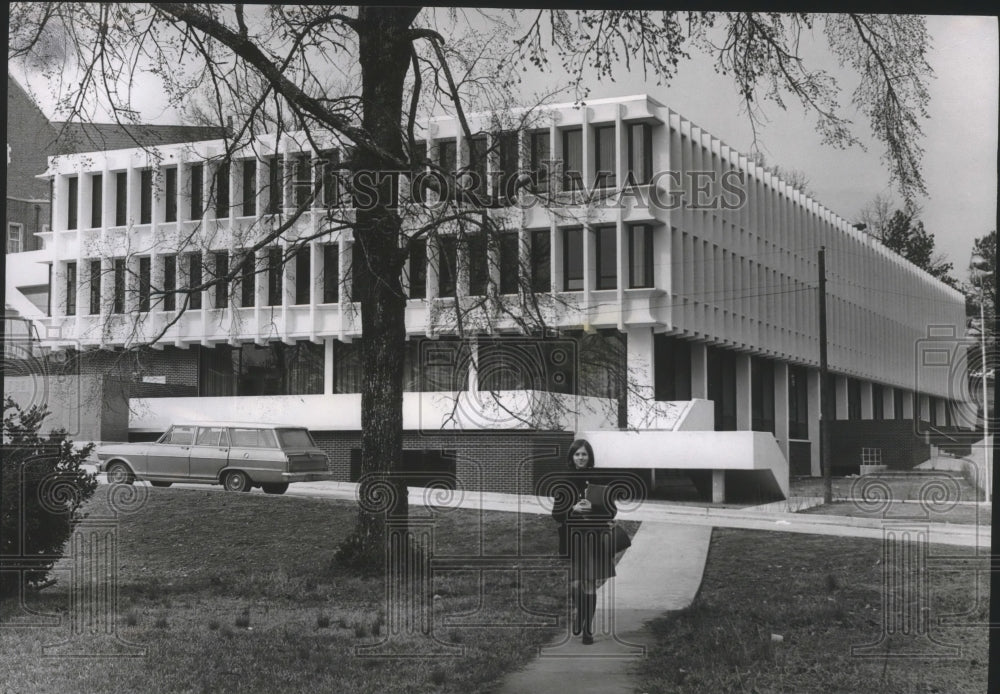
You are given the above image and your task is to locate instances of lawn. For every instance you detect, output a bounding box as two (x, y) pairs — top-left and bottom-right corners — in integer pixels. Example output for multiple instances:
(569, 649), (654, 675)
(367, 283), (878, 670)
(635, 529), (990, 694)
(0, 486), (579, 694)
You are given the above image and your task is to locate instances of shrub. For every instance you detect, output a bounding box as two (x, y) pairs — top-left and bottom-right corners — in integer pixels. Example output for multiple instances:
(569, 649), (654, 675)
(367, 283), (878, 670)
(1, 398), (97, 599)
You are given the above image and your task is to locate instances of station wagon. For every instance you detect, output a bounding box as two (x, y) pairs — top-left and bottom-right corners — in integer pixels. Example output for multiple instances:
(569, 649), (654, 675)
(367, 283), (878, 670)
(96, 422), (332, 494)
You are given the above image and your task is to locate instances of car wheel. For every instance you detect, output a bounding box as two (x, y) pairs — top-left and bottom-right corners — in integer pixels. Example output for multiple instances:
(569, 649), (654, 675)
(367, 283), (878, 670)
(106, 462), (134, 485)
(150, 481), (172, 488)
(223, 470), (252, 493)
(262, 483), (289, 495)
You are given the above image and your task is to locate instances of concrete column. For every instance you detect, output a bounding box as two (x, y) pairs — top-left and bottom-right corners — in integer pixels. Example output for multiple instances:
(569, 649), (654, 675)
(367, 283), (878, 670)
(690, 342), (708, 399)
(712, 470), (725, 503)
(883, 386), (896, 420)
(835, 376), (849, 420)
(808, 368), (821, 476)
(773, 362), (790, 459)
(324, 338), (334, 394)
(626, 327), (655, 429)
(902, 390), (915, 419)
(918, 394), (931, 423)
(934, 398), (946, 426)
(735, 354), (752, 430)
(860, 381), (874, 420)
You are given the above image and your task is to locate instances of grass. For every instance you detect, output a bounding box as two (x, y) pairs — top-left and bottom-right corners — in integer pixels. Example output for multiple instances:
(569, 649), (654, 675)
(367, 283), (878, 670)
(790, 473), (991, 525)
(635, 529), (989, 694)
(0, 485), (576, 694)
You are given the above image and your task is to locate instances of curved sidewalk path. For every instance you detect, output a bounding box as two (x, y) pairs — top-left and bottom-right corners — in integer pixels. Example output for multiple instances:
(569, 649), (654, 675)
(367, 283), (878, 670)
(496, 520), (712, 694)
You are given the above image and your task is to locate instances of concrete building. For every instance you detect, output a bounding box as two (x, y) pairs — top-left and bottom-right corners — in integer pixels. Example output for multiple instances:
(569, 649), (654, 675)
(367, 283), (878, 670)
(21, 94), (970, 498)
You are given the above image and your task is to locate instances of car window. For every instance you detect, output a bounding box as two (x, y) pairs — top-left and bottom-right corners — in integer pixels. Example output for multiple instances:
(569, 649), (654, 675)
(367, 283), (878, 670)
(229, 427), (278, 448)
(195, 427), (225, 447)
(276, 428), (316, 449)
(166, 426), (195, 445)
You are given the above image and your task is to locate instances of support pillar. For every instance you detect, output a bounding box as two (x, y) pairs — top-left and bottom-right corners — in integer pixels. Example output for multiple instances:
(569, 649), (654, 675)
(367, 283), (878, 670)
(626, 327), (655, 429)
(712, 470), (725, 503)
(835, 376), (849, 420)
(861, 381), (874, 420)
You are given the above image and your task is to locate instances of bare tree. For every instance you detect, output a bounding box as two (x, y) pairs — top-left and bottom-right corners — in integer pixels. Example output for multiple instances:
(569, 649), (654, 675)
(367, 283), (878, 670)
(10, 5), (938, 570)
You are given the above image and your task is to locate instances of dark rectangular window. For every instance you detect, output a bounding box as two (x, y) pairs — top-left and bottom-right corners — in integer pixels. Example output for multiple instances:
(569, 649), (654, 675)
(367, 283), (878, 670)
(563, 227), (584, 291)
(293, 155), (312, 209)
(751, 357), (775, 434)
(629, 224), (654, 288)
(848, 378), (862, 420)
(467, 135), (488, 201)
(115, 172), (128, 226)
(213, 251), (228, 309)
(530, 229), (550, 293)
(140, 169), (153, 224)
(113, 258), (125, 314)
(788, 365), (809, 439)
(495, 131), (519, 205)
(214, 163), (230, 219)
(242, 160), (256, 216)
(267, 157), (282, 214)
(408, 239), (427, 299)
(90, 174), (102, 228)
(321, 150), (339, 207)
(437, 140), (457, 202)
(323, 243), (339, 303)
(595, 226), (616, 290)
(707, 346), (737, 431)
(562, 129), (582, 192)
(188, 254), (203, 310)
(594, 125), (616, 189)
(138, 256), (151, 311)
(499, 232), (519, 295)
(654, 334), (691, 401)
(89, 260), (101, 315)
(66, 176), (78, 230)
(267, 247), (282, 306)
(627, 123), (653, 185)
(468, 234), (488, 296)
(163, 255), (176, 311)
(295, 247), (311, 304)
(529, 131), (550, 194)
(894, 389), (904, 420)
(65, 262), (77, 315)
(240, 251), (255, 307)
(872, 384), (884, 420)
(165, 167), (177, 222)
(409, 141), (428, 203)
(189, 164), (204, 219)
(438, 236), (457, 298)
(438, 139), (457, 174)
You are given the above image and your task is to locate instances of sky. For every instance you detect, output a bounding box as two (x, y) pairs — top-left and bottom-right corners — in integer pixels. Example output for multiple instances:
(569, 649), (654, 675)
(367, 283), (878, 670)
(11, 11), (997, 282)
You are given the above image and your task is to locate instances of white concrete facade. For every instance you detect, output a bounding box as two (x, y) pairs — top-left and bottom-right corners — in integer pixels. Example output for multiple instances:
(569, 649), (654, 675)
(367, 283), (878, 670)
(31, 95), (969, 474)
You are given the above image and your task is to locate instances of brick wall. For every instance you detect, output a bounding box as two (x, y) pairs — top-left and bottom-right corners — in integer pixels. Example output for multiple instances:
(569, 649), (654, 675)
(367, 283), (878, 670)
(313, 431), (575, 495)
(51, 346), (199, 388)
(827, 419), (930, 473)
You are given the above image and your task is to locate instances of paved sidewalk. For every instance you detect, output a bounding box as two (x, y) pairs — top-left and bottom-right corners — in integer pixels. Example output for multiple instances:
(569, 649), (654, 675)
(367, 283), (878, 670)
(496, 521), (712, 694)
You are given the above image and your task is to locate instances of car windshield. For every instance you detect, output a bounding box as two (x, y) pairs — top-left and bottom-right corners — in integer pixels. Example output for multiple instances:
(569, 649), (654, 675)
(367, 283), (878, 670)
(276, 428), (316, 449)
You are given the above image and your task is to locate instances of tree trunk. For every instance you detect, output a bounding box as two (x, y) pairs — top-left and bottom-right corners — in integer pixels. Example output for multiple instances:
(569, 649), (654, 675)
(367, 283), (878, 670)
(348, 7), (420, 570)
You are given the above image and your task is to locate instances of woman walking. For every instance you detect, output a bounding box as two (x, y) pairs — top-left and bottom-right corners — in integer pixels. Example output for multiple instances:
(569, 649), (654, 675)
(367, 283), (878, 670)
(551, 439), (622, 645)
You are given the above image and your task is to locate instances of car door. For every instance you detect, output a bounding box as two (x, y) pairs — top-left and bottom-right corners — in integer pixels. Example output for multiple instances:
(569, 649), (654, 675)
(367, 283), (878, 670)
(189, 426), (230, 482)
(147, 425), (194, 479)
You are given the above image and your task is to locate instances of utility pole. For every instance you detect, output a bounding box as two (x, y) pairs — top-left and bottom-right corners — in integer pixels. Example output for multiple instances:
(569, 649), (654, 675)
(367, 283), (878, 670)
(818, 247), (832, 504)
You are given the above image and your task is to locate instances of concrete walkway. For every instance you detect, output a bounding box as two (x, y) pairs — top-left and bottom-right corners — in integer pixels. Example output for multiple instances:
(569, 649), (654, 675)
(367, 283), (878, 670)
(496, 521), (712, 694)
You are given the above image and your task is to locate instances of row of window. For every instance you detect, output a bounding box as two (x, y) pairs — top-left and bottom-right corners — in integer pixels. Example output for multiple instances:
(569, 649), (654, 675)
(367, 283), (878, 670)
(61, 224), (656, 315)
(61, 123), (655, 230)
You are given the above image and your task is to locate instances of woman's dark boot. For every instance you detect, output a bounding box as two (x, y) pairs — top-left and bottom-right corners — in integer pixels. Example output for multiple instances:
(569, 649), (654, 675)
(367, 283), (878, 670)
(581, 592), (597, 644)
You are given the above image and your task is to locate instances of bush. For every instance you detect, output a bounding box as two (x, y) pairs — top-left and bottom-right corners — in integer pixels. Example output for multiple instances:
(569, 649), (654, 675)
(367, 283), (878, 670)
(1, 397), (96, 599)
